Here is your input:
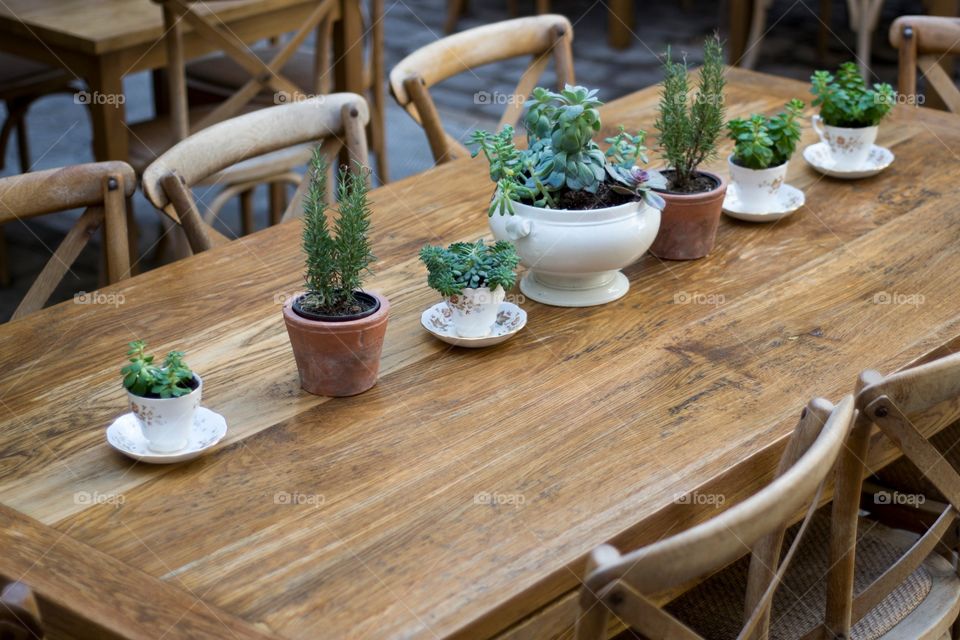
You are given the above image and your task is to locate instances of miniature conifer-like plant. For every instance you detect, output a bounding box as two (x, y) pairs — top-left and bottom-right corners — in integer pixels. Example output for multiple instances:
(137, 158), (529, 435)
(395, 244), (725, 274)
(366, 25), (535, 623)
(419, 240), (520, 297)
(121, 340), (195, 398)
(299, 149), (376, 316)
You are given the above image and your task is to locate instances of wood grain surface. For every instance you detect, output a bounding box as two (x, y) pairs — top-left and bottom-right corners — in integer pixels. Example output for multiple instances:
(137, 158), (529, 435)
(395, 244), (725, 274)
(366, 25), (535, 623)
(2, 69), (960, 639)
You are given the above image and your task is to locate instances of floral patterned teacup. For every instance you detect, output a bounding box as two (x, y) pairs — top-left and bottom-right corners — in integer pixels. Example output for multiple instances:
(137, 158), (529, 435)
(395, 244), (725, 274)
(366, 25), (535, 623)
(812, 115), (878, 170)
(127, 374), (202, 452)
(446, 286), (505, 338)
(727, 155), (788, 213)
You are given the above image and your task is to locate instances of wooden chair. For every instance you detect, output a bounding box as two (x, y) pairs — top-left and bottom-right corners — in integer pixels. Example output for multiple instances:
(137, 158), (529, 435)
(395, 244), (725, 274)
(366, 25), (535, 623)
(389, 15), (575, 166)
(890, 16), (960, 113)
(823, 354), (960, 640)
(141, 94), (369, 255)
(0, 580), (43, 639)
(0, 162), (134, 322)
(184, 0), (390, 182)
(131, 0), (341, 233)
(576, 396), (856, 640)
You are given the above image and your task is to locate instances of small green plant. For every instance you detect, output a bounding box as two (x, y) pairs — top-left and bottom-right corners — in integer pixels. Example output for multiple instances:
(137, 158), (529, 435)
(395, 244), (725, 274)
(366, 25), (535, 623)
(299, 149), (376, 316)
(419, 240), (520, 297)
(654, 34), (726, 191)
(810, 62), (894, 127)
(469, 85), (665, 216)
(121, 340), (195, 398)
(727, 99), (805, 169)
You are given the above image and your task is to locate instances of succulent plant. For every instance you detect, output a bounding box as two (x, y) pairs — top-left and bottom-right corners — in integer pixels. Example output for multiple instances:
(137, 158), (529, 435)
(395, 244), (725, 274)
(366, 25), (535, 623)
(122, 340), (195, 398)
(469, 84), (664, 215)
(419, 240), (520, 297)
(727, 99), (805, 169)
(811, 62), (894, 127)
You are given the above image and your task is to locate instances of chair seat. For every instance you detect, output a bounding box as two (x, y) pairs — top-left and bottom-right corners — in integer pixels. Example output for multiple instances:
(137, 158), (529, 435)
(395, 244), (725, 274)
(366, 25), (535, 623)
(665, 514), (960, 640)
(185, 46), (322, 102)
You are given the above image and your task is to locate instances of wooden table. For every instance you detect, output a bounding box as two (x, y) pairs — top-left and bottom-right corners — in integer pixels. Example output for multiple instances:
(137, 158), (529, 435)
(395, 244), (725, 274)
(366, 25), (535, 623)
(0, 0), (364, 162)
(3, 68), (960, 639)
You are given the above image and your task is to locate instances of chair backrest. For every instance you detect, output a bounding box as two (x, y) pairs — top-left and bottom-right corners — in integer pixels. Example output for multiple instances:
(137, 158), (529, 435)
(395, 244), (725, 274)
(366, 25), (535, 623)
(890, 16), (960, 113)
(0, 161), (134, 322)
(142, 93), (370, 254)
(0, 580), (43, 639)
(824, 352), (960, 637)
(152, 0), (338, 140)
(388, 14), (575, 165)
(575, 396), (856, 640)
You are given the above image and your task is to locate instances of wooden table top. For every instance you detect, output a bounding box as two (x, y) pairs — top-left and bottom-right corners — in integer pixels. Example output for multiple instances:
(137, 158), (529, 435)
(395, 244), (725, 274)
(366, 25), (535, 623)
(0, 0), (312, 55)
(3, 68), (960, 639)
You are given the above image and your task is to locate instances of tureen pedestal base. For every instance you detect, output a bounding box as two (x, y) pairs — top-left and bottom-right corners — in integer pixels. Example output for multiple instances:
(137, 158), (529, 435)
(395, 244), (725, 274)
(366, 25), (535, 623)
(519, 270), (629, 307)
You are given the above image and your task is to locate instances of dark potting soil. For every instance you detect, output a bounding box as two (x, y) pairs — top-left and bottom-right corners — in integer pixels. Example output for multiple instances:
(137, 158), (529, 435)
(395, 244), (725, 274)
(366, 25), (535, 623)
(659, 170), (720, 195)
(522, 181), (636, 211)
(132, 374), (199, 400)
(293, 291), (380, 322)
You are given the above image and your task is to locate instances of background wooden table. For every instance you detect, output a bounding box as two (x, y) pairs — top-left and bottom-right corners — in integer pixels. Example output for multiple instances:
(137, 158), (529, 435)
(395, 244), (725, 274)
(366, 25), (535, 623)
(2, 68), (960, 639)
(0, 0), (364, 162)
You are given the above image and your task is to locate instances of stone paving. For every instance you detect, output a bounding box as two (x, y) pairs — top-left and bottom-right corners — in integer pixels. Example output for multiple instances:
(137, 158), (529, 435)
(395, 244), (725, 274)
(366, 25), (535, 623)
(0, 0), (924, 319)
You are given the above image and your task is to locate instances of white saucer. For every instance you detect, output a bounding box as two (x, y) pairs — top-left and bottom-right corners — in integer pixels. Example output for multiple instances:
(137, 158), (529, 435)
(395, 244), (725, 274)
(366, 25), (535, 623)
(803, 142), (894, 179)
(106, 407), (227, 464)
(723, 184), (805, 222)
(421, 301), (526, 348)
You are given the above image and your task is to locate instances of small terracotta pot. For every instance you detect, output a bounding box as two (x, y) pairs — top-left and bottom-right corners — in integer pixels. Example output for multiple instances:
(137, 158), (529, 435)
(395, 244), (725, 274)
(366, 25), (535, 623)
(282, 292), (390, 397)
(649, 171), (727, 260)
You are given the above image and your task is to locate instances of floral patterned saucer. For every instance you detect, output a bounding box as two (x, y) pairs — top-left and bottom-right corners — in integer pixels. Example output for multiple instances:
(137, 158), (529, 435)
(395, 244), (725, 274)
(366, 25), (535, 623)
(803, 143), (894, 179)
(420, 301), (526, 348)
(106, 407), (227, 464)
(722, 184), (805, 222)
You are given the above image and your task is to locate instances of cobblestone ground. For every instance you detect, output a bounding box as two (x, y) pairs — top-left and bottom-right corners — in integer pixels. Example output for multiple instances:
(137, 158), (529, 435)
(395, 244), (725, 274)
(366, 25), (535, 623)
(0, 0), (923, 319)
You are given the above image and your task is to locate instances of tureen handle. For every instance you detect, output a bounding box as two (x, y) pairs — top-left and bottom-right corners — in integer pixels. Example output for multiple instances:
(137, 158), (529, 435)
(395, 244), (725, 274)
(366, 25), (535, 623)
(504, 217), (532, 240)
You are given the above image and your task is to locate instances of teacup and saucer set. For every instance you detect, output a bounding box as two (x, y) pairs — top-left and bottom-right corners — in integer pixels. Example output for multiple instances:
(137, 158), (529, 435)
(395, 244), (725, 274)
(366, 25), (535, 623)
(723, 155), (805, 223)
(421, 286), (526, 348)
(803, 115), (894, 179)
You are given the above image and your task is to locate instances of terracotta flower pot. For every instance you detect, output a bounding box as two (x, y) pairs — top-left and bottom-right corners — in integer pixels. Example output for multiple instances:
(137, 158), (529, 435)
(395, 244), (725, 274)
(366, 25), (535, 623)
(649, 171), (727, 260)
(282, 291), (390, 397)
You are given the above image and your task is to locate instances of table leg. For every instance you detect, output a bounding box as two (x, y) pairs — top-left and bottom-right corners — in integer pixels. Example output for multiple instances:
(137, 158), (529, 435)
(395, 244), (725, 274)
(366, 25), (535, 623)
(333, 0), (364, 167)
(728, 0), (755, 65)
(87, 55), (128, 162)
(608, 0), (633, 49)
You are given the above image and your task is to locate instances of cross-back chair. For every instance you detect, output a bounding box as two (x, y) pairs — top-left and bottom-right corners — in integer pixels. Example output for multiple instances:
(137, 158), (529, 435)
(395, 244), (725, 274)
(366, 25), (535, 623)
(824, 354), (960, 640)
(0, 579), (43, 639)
(0, 162), (134, 322)
(142, 93), (369, 256)
(389, 14), (575, 166)
(576, 396), (856, 640)
(890, 16), (960, 114)
(184, 0), (389, 182)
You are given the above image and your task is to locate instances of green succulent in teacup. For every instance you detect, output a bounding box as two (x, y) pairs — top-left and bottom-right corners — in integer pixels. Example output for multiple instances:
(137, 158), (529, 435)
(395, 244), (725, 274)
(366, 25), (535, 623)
(727, 99), (805, 169)
(810, 62), (894, 127)
(419, 240), (520, 298)
(122, 340), (195, 398)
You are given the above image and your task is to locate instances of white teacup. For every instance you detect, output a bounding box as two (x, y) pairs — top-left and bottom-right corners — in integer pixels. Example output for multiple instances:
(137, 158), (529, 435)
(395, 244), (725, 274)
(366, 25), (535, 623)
(811, 115), (877, 170)
(727, 155), (788, 212)
(127, 374), (202, 452)
(446, 286), (505, 338)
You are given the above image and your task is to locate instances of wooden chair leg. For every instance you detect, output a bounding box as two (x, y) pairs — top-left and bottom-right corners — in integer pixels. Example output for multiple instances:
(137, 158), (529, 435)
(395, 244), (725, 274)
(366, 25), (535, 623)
(0, 225), (9, 287)
(14, 117), (30, 174)
(818, 0), (832, 62)
(239, 188), (254, 236)
(125, 200), (140, 276)
(445, 0), (466, 33)
(269, 183), (286, 226)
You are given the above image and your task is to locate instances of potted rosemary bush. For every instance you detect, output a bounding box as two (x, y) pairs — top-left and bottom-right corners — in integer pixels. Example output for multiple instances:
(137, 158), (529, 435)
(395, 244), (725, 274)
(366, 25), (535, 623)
(122, 340), (200, 452)
(419, 240), (520, 338)
(726, 99), (804, 212)
(810, 62), (894, 169)
(282, 151), (389, 397)
(651, 35), (727, 260)
(470, 85), (665, 307)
